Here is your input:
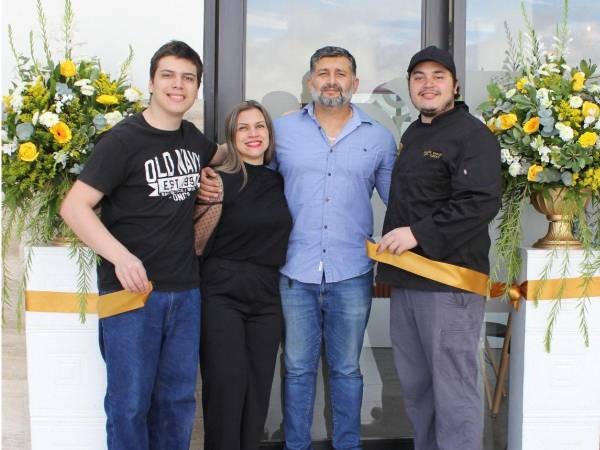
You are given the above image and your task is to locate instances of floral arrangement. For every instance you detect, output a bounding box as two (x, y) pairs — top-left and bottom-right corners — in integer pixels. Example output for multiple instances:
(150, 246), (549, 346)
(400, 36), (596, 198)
(1, 0), (144, 322)
(478, 0), (599, 350)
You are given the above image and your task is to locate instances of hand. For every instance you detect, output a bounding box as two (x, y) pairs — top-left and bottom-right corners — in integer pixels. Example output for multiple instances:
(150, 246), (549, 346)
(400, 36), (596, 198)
(114, 252), (151, 293)
(377, 227), (418, 255)
(197, 167), (221, 202)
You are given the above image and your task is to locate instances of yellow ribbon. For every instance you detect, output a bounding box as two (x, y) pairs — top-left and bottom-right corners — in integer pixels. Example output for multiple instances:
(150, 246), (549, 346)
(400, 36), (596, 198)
(26, 284), (153, 319)
(366, 241), (600, 310)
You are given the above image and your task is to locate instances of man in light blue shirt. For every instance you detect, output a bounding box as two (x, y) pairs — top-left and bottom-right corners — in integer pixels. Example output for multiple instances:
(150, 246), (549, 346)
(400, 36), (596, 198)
(275, 46), (396, 450)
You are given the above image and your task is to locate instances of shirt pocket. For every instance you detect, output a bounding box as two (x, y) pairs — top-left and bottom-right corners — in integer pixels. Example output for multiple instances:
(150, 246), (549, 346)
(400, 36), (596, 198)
(344, 145), (378, 179)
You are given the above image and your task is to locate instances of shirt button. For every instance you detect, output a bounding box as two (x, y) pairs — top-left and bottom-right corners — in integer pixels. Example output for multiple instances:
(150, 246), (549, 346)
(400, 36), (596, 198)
(323, 249), (327, 253)
(328, 172), (331, 176)
(325, 197), (330, 202)
(329, 149), (333, 153)
(324, 225), (328, 229)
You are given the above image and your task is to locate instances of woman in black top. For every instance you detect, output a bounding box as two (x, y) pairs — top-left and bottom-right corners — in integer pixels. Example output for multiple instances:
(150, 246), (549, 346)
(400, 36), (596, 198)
(199, 100), (292, 450)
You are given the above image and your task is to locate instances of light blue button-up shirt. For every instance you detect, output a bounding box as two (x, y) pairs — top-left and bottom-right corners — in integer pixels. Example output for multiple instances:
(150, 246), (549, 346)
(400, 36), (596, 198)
(273, 103), (397, 284)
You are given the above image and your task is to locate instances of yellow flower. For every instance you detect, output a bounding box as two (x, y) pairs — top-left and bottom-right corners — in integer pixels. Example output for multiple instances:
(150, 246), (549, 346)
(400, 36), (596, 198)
(486, 117), (498, 133)
(498, 113), (518, 130)
(50, 122), (72, 144)
(523, 117), (540, 134)
(527, 164), (544, 182)
(572, 72), (585, 91)
(582, 101), (600, 118)
(3, 95), (12, 111)
(516, 77), (529, 92)
(96, 94), (119, 106)
(60, 60), (77, 78)
(578, 131), (598, 148)
(18, 142), (39, 161)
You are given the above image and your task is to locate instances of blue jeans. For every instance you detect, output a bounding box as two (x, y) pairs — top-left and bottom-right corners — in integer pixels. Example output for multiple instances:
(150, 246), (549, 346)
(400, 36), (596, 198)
(279, 271), (373, 450)
(98, 288), (201, 450)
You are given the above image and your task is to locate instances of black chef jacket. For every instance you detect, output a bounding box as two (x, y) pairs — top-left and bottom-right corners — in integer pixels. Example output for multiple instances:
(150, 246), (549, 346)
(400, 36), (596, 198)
(377, 102), (502, 292)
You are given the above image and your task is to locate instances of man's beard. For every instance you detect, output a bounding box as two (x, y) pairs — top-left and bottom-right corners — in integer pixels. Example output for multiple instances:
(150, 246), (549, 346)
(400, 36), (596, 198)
(419, 98), (454, 118)
(311, 83), (353, 107)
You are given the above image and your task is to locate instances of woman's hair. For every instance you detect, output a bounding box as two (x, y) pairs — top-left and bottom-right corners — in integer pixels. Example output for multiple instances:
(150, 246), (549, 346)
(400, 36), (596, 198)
(217, 100), (275, 190)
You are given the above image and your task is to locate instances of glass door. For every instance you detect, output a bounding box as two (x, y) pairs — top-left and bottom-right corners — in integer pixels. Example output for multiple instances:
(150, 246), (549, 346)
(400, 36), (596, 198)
(245, 1), (422, 447)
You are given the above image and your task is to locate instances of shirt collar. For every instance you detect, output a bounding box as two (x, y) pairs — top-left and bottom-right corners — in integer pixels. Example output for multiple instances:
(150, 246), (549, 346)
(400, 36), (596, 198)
(417, 101), (469, 127)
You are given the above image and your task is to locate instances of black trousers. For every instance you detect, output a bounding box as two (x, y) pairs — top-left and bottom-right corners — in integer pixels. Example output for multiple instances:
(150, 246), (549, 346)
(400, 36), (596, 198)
(200, 257), (283, 450)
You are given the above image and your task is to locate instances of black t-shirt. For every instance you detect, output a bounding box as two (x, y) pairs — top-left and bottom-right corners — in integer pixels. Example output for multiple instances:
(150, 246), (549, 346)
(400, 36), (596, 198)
(78, 112), (217, 291)
(205, 163), (292, 267)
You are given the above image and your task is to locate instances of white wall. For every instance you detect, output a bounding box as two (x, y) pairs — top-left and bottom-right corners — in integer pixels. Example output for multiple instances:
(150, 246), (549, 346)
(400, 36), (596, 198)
(2, 0), (204, 100)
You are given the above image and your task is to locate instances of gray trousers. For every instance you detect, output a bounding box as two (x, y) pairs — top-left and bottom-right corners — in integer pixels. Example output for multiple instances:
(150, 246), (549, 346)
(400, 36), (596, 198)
(390, 288), (485, 450)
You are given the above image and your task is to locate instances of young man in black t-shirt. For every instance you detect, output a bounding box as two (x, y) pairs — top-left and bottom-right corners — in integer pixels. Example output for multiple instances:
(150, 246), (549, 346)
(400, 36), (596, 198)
(60, 41), (222, 450)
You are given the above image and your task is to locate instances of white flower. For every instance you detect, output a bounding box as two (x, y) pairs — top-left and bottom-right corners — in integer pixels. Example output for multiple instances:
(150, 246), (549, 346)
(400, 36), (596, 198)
(595, 119), (600, 130)
(561, 64), (572, 73)
(104, 111), (123, 127)
(500, 148), (513, 164)
(589, 84), (600, 94)
(32, 111), (40, 126)
(124, 87), (142, 102)
(584, 115), (596, 127)
(569, 96), (583, 108)
(555, 122), (574, 141)
(55, 102), (63, 113)
(508, 161), (522, 177)
(53, 152), (68, 168)
(10, 94), (23, 112)
(74, 79), (91, 87)
(38, 111), (60, 128)
(538, 145), (551, 163)
(2, 140), (17, 156)
(80, 85), (95, 96)
(536, 88), (552, 108)
(505, 88), (517, 99)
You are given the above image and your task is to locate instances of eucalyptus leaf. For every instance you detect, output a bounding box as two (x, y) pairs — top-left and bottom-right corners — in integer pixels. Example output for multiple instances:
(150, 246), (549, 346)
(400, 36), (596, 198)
(15, 122), (34, 140)
(561, 171), (574, 186)
(92, 114), (106, 130)
(542, 168), (561, 182)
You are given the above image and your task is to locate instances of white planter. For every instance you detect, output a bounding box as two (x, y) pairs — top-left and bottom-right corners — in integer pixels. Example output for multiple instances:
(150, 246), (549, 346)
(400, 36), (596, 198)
(508, 248), (600, 450)
(25, 246), (107, 450)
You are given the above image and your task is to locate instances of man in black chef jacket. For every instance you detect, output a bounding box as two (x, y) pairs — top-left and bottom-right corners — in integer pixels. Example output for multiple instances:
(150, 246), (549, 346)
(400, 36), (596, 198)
(376, 46), (502, 450)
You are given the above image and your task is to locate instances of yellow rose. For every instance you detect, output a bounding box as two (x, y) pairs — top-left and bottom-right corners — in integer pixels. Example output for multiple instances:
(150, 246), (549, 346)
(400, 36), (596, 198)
(582, 101), (600, 118)
(96, 94), (119, 106)
(523, 117), (540, 134)
(527, 164), (544, 182)
(578, 131), (598, 148)
(572, 72), (585, 91)
(60, 60), (77, 78)
(50, 121), (72, 144)
(486, 117), (498, 133)
(18, 142), (39, 161)
(516, 77), (528, 92)
(499, 113), (518, 130)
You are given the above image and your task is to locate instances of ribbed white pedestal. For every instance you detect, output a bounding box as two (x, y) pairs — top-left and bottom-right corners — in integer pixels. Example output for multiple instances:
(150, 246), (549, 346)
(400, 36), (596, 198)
(508, 248), (600, 450)
(25, 246), (107, 450)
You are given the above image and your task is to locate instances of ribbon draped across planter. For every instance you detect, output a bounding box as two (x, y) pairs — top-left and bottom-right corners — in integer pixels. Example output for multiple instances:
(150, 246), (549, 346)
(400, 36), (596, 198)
(365, 241), (600, 309)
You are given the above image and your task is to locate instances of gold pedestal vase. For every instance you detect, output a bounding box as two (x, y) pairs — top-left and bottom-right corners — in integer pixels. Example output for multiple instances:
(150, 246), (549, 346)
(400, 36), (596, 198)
(530, 187), (589, 249)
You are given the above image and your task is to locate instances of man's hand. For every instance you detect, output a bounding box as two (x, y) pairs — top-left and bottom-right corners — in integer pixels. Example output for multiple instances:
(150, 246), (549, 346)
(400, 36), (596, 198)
(197, 167), (221, 202)
(114, 252), (151, 293)
(377, 227), (418, 255)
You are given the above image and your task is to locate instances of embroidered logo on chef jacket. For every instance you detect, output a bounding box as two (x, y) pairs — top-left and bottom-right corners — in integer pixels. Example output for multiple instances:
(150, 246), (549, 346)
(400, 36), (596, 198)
(423, 149), (443, 160)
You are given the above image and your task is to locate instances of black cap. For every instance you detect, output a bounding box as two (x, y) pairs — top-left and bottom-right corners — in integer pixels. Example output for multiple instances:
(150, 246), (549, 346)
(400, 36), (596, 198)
(407, 46), (456, 78)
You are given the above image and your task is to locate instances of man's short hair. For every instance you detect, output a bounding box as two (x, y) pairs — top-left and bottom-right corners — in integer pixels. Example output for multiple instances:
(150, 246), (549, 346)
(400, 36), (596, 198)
(149, 41), (203, 87)
(310, 46), (357, 75)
